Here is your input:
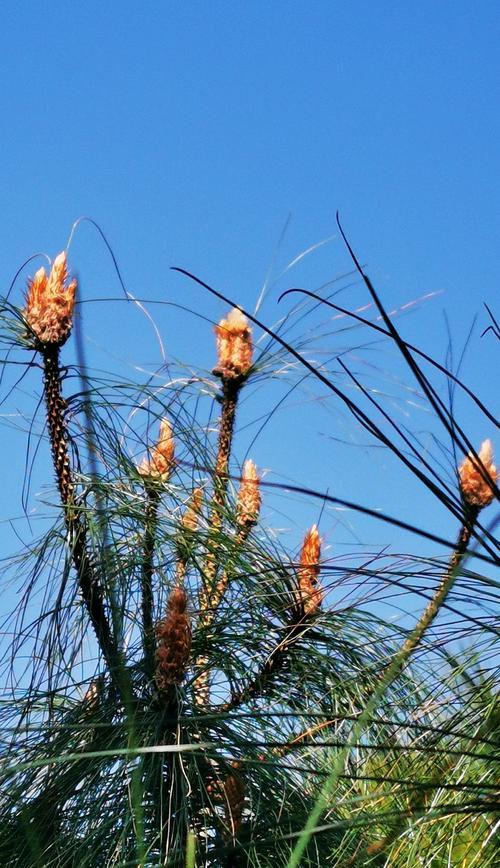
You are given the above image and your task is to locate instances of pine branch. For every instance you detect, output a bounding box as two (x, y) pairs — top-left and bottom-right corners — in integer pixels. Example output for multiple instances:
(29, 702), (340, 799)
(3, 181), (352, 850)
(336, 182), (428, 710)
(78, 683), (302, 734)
(195, 373), (247, 706)
(219, 613), (317, 713)
(287, 502), (486, 868)
(42, 345), (118, 671)
(200, 376), (241, 599)
(140, 481), (161, 678)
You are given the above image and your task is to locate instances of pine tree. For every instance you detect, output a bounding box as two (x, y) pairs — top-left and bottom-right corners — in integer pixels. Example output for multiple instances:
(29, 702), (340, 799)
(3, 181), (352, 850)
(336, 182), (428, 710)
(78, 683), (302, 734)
(0, 242), (498, 867)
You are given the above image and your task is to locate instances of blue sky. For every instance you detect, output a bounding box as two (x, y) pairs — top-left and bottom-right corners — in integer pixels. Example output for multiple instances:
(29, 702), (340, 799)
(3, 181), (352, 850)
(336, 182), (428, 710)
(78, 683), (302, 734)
(1, 1), (498, 634)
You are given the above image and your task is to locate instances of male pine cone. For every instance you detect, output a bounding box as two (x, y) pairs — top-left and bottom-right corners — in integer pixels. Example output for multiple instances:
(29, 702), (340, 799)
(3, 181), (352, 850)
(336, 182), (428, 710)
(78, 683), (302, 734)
(296, 524), (323, 616)
(23, 252), (77, 348)
(459, 439), (497, 510)
(155, 586), (191, 690)
(214, 307), (253, 380)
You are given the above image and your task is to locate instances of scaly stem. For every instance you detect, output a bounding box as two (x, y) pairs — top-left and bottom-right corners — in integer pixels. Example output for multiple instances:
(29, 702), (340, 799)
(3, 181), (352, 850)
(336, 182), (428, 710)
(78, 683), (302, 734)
(141, 482), (161, 678)
(195, 376), (241, 706)
(212, 524), (251, 609)
(394, 510), (478, 658)
(202, 378), (240, 595)
(201, 523), (252, 638)
(42, 345), (117, 671)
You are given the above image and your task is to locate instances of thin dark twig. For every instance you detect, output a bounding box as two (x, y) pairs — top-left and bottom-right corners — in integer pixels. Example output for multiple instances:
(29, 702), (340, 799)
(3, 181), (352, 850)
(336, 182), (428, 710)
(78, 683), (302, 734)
(278, 287), (499, 429)
(170, 267), (488, 529)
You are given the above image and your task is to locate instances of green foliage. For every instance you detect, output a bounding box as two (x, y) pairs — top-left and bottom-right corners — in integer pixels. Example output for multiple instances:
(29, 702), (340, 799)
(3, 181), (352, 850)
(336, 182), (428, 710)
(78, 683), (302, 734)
(0, 238), (498, 867)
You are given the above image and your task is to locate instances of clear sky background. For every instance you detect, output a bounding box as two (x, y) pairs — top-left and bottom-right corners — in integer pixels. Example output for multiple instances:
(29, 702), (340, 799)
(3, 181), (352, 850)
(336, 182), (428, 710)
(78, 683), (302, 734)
(1, 2), (498, 636)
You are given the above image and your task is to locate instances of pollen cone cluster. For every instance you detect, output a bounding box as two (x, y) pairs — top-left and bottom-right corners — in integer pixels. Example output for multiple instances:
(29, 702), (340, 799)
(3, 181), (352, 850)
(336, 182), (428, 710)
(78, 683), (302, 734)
(83, 679), (101, 716)
(236, 460), (261, 529)
(214, 307), (253, 380)
(459, 439), (497, 510)
(24, 252), (77, 347)
(182, 487), (203, 531)
(155, 586), (191, 690)
(223, 765), (245, 835)
(138, 418), (175, 481)
(297, 524), (323, 616)
(176, 488), (203, 582)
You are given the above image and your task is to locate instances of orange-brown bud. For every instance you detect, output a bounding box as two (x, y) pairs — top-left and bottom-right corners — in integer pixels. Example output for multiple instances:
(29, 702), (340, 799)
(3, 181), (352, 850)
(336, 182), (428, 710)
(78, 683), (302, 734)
(459, 439), (498, 509)
(236, 459), (261, 528)
(138, 418), (175, 481)
(223, 765), (245, 835)
(182, 487), (203, 531)
(83, 678), (101, 714)
(296, 524), (323, 616)
(168, 585), (188, 613)
(155, 586), (191, 690)
(214, 307), (253, 380)
(23, 252), (77, 347)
